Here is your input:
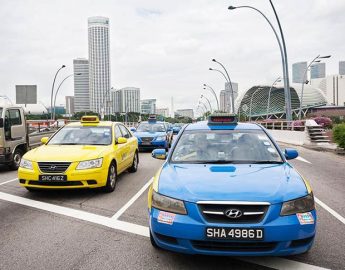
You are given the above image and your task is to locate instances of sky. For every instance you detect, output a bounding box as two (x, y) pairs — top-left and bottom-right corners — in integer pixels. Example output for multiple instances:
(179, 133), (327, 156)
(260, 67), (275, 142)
(0, 0), (344, 115)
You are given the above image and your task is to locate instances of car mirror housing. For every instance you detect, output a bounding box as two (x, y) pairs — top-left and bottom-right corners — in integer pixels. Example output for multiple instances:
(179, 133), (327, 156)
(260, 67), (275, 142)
(130, 127), (136, 132)
(41, 137), (49, 145)
(152, 149), (167, 160)
(117, 137), (127, 144)
(284, 148), (298, 160)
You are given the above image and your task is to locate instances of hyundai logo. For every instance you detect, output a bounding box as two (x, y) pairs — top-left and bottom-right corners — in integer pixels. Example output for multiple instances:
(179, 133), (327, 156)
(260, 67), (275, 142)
(225, 209), (242, 219)
(50, 165), (57, 170)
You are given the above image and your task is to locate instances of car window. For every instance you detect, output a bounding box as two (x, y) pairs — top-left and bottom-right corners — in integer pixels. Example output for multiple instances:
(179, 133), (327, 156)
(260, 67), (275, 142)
(9, 109), (22, 125)
(48, 126), (112, 145)
(114, 125), (123, 141)
(119, 125), (131, 139)
(171, 129), (282, 163)
(136, 123), (166, 132)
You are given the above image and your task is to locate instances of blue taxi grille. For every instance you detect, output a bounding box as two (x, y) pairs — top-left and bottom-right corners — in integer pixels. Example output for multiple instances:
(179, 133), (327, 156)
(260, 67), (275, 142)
(198, 203), (269, 224)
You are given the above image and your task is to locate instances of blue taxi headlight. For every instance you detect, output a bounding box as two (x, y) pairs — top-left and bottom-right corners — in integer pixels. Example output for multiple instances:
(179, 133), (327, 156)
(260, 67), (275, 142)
(155, 136), (166, 141)
(152, 190), (187, 215)
(280, 193), (315, 216)
(76, 158), (103, 170)
(20, 159), (33, 170)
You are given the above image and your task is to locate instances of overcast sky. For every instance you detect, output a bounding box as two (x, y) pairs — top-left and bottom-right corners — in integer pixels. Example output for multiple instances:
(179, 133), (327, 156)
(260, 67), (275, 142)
(0, 0), (344, 114)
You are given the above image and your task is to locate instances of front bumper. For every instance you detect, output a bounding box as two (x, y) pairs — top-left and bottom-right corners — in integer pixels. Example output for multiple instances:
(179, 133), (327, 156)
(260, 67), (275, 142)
(149, 202), (316, 256)
(18, 162), (108, 189)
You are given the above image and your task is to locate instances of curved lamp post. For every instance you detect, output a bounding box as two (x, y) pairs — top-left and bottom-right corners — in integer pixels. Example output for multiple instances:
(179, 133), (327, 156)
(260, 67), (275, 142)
(228, 3), (293, 121)
(203, 84), (219, 111)
(199, 101), (208, 112)
(52, 73), (81, 120)
(211, 59), (235, 113)
(298, 55), (331, 120)
(200, 94), (213, 112)
(266, 77), (281, 119)
(50, 65), (66, 119)
(209, 68), (229, 82)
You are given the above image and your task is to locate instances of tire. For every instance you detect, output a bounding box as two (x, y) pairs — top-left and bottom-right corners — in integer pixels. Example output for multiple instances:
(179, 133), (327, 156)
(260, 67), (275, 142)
(103, 162), (117, 193)
(150, 230), (159, 248)
(128, 152), (138, 173)
(10, 148), (23, 170)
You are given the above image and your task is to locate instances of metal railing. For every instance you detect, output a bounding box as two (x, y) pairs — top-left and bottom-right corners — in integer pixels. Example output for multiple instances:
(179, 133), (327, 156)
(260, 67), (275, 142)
(255, 120), (306, 131)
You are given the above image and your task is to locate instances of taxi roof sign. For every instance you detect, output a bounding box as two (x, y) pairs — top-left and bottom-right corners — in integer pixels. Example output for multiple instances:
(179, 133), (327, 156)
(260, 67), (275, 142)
(81, 115), (100, 123)
(208, 113), (238, 125)
(148, 114), (157, 123)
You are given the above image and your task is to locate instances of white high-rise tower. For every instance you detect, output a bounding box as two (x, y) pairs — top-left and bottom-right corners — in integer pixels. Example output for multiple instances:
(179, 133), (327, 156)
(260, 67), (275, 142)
(88, 16), (111, 114)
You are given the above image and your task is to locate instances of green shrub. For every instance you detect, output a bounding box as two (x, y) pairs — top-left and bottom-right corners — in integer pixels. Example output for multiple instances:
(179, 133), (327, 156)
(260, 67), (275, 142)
(333, 124), (345, 149)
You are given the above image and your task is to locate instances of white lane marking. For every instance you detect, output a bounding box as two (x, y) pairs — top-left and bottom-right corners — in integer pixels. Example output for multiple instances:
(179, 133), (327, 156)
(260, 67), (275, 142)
(0, 178), (18, 186)
(240, 257), (330, 270)
(296, 156), (312, 164)
(315, 197), (345, 225)
(111, 178), (153, 219)
(0, 191), (149, 237)
(0, 191), (330, 270)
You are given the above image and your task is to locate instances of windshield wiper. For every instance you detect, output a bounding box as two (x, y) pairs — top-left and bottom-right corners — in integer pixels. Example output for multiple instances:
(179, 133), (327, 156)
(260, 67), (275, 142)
(203, 160), (235, 164)
(250, 161), (284, 164)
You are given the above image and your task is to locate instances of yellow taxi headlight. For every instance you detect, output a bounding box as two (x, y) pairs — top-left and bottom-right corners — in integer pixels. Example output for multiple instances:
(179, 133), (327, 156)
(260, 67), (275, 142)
(76, 158), (103, 170)
(19, 159), (33, 170)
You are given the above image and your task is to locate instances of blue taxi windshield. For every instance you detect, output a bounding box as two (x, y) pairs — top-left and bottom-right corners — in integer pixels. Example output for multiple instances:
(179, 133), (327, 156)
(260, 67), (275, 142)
(137, 123), (166, 132)
(48, 126), (112, 145)
(171, 130), (283, 164)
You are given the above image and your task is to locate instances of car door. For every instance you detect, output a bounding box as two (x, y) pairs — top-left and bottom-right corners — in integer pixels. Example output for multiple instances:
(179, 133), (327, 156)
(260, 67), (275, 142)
(119, 124), (134, 168)
(113, 124), (127, 173)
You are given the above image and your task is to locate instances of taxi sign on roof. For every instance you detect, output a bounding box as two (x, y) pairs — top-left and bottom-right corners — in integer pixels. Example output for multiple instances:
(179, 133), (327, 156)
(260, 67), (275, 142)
(148, 114), (157, 123)
(208, 113), (238, 125)
(81, 115), (100, 123)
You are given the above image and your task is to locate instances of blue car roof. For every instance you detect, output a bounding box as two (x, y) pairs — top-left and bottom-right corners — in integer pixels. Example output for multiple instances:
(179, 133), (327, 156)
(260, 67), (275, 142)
(184, 121), (263, 131)
(140, 121), (165, 124)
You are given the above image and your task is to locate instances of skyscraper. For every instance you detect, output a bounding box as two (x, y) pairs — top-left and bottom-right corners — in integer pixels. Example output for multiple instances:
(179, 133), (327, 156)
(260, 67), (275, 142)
(339, 61), (345, 75)
(219, 90), (226, 112)
(88, 16), (111, 114)
(141, 99), (156, 114)
(310, 63), (326, 79)
(112, 87), (140, 113)
(225, 82), (238, 113)
(65, 96), (75, 115)
(292, 62), (307, 83)
(73, 58), (89, 112)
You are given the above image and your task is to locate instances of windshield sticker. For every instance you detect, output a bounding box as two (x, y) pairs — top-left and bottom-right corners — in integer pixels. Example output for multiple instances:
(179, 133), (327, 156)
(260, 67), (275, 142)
(157, 211), (176, 225)
(267, 147), (276, 153)
(296, 212), (314, 225)
(263, 141), (270, 146)
(258, 135), (267, 140)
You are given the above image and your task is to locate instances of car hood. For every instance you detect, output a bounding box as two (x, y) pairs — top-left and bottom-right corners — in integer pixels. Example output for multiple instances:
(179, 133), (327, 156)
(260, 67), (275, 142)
(134, 132), (166, 138)
(23, 145), (108, 162)
(157, 163), (308, 204)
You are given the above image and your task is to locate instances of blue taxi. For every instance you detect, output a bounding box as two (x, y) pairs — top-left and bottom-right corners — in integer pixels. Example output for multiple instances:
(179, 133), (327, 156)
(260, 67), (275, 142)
(132, 117), (172, 151)
(148, 114), (316, 256)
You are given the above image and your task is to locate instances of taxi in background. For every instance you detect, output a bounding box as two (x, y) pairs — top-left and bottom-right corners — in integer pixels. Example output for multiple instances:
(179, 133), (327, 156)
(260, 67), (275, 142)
(18, 116), (139, 192)
(148, 114), (316, 256)
(131, 116), (172, 151)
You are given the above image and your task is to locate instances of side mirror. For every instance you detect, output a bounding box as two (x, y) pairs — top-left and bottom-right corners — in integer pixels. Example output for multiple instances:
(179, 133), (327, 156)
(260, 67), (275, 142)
(152, 149), (167, 160)
(41, 137), (49, 144)
(130, 127), (136, 132)
(284, 148), (298, 160)
(117, 137), (127, 144)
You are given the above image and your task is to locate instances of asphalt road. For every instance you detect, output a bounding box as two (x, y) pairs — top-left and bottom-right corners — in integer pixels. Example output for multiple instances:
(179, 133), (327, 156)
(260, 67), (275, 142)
(0, 144), (344, 270)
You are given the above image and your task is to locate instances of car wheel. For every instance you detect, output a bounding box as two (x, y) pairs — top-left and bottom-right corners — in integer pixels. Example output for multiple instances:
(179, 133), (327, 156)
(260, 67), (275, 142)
(10, 149), (23, 170)
(128, 152), (138, 173)
(150, 230), (159, 248)
(103, 162), (117, 193)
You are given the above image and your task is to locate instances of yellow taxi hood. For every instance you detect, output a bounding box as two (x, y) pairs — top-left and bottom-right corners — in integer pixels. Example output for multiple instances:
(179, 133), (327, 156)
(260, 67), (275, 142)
(24, 145), (108, 162)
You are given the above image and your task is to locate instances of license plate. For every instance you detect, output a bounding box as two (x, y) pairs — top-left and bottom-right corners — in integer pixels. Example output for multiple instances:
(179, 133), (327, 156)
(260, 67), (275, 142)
(142, 141), (151, 145)
(39, 175), (67, 181)
(206, 227), (264, 241)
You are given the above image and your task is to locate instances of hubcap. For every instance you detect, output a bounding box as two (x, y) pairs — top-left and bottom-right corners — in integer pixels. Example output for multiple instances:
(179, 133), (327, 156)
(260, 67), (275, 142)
(109, 165), (116, 187)
(133, 155), (137, 169)
(14, 154), (21, 166)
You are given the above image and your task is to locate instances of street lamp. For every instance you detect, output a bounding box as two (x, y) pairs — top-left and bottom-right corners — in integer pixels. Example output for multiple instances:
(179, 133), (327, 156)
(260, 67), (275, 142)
(199, 101), (208, 112)
(208, 68), (229, 82)
(228, 2), (293, 121)
(212, 59), (235, 113)
(203, 84), (220, 111)
(52, 73), (81, 120)
(266, 77), (281, 119)
(50, 65), (66, 119)
(298, 55), (331, 120)
(249, 87), (263, 121)
(200, 94), (213, 112)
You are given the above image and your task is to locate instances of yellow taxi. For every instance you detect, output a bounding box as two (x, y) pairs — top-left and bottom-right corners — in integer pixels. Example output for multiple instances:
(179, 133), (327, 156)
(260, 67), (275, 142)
(18, 116), (139, 192)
